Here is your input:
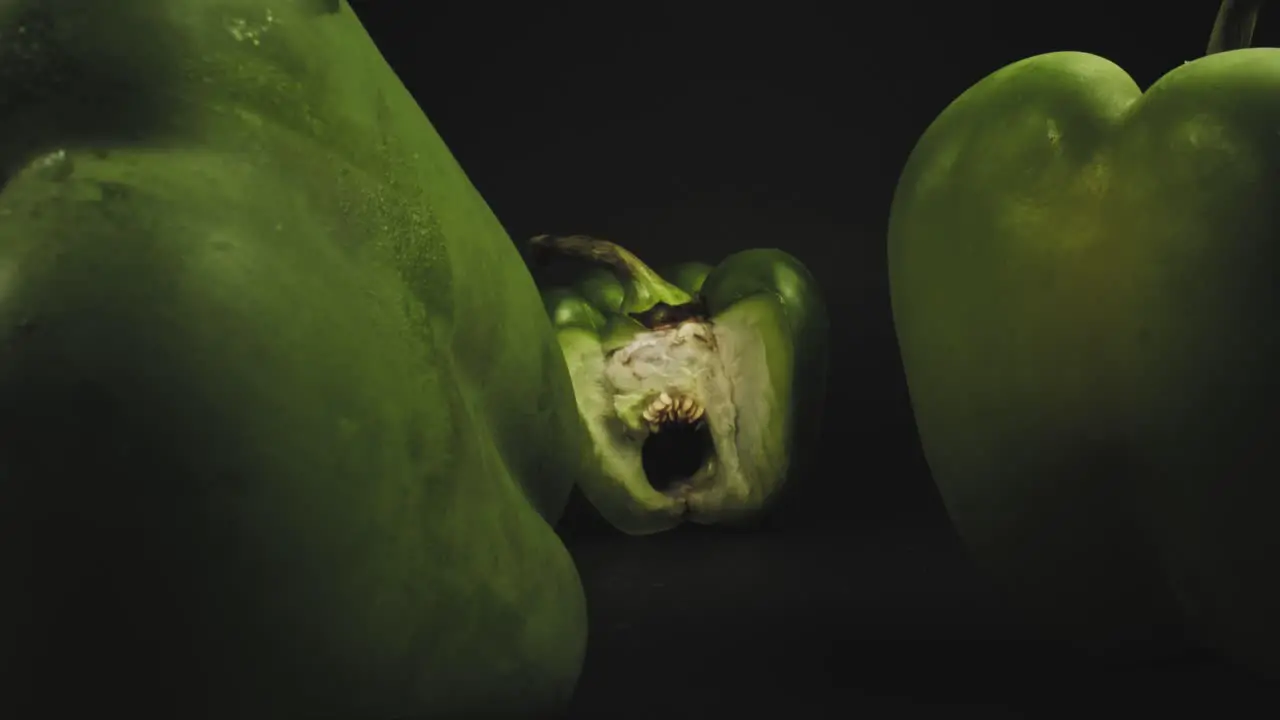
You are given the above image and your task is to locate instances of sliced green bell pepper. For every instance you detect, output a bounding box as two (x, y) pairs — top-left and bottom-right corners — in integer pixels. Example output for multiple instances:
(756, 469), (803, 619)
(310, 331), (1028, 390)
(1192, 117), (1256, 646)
(0, 1), (590, 717)
(532, 234), (828, 535)
(888, 0), (1280, 671)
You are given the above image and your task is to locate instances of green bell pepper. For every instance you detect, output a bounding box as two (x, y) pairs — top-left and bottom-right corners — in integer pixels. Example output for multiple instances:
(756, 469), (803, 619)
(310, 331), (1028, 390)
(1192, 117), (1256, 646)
(531, 234), (828, 535)
(0, 1), (591, 717)
(888, 0), (1280, 670)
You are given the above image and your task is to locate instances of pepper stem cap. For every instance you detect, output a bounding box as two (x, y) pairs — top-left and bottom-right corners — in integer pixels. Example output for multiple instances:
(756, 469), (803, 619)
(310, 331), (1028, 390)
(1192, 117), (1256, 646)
(530, 234), (693, 314)
(1206, 0), (1264, 55)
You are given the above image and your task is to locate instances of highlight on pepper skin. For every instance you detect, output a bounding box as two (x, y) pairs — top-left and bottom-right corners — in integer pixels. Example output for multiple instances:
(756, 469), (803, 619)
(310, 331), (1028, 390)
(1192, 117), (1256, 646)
(531, 234), (829, 535)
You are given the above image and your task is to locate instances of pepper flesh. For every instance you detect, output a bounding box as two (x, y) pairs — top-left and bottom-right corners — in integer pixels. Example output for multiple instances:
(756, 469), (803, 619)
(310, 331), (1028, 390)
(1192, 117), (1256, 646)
(0, 1), (590, 717)
(538, 238), (828, 535)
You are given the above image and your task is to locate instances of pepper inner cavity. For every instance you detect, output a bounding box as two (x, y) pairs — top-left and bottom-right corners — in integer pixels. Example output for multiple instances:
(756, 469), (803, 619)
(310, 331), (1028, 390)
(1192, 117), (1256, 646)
(641, 396), (714, 493)
(603, 319), (732, 496)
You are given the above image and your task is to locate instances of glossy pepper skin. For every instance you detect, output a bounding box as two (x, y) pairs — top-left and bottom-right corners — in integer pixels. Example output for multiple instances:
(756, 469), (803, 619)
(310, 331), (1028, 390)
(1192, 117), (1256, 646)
(888, 9), (1280, 672)
(0, 1), (591, 717)
(535, 236), (828, 535)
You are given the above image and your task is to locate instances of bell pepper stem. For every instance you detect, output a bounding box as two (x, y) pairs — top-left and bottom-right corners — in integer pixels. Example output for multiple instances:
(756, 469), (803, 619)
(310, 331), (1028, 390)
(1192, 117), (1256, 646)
(530, 234), (692, 312)
(1206, 0), (1264, 55)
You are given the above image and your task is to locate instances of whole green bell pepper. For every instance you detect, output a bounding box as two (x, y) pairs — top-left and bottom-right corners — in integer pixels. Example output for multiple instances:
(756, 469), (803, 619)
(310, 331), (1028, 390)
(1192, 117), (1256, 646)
(531, 234), (828, 535)
(0, 1), (592, 717)
(888, 0), (1280, 671)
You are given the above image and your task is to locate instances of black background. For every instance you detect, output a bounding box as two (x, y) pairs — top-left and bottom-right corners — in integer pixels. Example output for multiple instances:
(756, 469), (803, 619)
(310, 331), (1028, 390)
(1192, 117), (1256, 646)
(348, 2), (1277, 716)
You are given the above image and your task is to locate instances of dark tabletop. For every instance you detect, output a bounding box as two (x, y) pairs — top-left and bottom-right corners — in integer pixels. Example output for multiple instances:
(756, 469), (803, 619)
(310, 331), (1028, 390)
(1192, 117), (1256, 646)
(559, 498), (1274, 718)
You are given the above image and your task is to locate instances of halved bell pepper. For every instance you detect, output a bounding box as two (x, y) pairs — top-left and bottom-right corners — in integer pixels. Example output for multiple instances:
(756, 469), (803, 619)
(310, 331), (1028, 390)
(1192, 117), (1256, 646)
(532, 235), (829, 535)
